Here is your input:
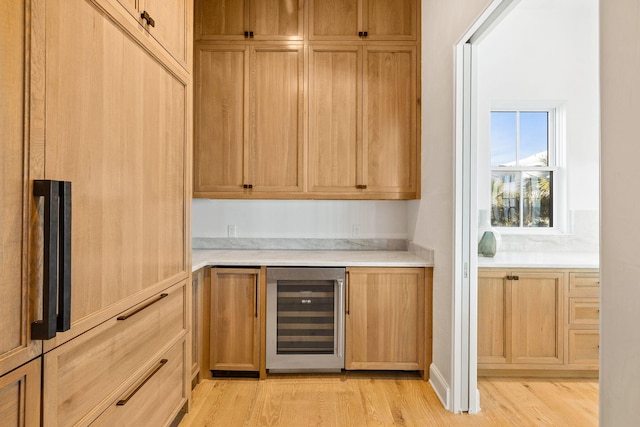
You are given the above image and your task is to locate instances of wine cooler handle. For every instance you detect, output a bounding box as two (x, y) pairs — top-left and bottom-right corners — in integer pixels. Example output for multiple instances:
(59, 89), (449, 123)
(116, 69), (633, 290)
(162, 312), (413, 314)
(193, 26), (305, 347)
(32, 180), (72, 340)
(337, 279), (344, 358)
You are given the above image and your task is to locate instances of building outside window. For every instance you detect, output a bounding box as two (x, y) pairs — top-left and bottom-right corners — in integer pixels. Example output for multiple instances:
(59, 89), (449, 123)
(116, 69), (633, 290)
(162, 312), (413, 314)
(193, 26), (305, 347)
(490, 109), (558, 229)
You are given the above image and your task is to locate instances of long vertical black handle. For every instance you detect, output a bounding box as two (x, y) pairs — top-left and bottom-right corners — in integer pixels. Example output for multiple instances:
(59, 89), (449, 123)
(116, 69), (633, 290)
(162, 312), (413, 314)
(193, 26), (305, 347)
(32, 180), (72, 340)
(32, 180), (59, 340)
(57, 181), (71, 332)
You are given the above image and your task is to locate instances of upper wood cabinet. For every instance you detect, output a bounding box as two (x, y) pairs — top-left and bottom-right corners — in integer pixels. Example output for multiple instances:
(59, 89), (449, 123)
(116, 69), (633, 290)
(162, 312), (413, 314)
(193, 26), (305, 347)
(309, 0), (418, 41)
(309, 45), (419, 198)
(114, 0), (190, 68)
(195, 0), (304, 41)
(194, 43), (304, 197)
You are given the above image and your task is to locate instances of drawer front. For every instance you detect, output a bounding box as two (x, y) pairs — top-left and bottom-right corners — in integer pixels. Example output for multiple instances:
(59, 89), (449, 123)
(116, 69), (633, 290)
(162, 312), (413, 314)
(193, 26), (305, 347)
(569, 298), (600, 325)
(568, 330), (600, 365)
(569, 272), (600, 295)
(92, 338), (187, 426)
(43, 282), (187, 426)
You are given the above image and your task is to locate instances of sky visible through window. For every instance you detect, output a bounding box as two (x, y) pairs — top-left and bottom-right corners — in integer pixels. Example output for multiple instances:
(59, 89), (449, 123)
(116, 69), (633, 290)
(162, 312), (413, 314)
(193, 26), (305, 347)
(491, 111), (548, 166)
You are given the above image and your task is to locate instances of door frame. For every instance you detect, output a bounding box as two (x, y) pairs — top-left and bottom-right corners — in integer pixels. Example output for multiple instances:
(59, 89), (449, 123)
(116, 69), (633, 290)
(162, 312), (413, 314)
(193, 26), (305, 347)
(452, 0), (519, 414)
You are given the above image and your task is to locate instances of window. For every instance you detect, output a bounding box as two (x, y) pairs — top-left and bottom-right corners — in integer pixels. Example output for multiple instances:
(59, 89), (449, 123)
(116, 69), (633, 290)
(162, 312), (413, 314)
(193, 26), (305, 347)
(490, 109), (557, 229)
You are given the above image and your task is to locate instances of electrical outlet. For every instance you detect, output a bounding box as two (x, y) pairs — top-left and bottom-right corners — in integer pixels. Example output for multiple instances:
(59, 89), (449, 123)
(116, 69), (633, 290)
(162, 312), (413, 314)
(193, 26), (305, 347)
(352, 224), (360, 237)
(228, 224), (237, 238)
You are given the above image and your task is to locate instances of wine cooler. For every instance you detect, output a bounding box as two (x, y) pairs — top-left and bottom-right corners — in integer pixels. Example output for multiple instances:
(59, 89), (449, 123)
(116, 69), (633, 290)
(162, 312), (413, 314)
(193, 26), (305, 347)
(266, 267), (345, 372)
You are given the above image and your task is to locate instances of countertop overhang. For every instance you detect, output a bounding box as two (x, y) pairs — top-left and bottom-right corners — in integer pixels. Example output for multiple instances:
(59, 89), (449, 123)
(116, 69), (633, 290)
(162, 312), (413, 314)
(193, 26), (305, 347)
(192, 249), (432, 272)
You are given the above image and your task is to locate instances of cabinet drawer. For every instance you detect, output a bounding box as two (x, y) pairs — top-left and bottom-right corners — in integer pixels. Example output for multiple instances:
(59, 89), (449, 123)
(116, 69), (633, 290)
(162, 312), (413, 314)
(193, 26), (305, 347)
(569, 272), (600, 294)
(569, 298), (600, 325)
(92, 338), (187, 426)
(568, 330), (600, 365)
(43, 282), (187, 426)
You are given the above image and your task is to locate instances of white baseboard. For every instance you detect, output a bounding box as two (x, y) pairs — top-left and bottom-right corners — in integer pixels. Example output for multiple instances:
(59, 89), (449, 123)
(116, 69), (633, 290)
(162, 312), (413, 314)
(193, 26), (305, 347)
(429, 363), (451, 410)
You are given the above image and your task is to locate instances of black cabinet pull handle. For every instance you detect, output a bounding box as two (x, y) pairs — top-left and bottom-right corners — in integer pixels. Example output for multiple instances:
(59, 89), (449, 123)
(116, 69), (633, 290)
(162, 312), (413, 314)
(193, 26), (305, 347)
(249, 31), (254, 38)
(358, 31), (363, 37)
(117, 293), (168, 321)
(32, 180), (72, 340)
(363, 31), (368, 37)
(356, 184), (367, 190)
(244, 31), (249, 38)
(141, 10), (155, 27)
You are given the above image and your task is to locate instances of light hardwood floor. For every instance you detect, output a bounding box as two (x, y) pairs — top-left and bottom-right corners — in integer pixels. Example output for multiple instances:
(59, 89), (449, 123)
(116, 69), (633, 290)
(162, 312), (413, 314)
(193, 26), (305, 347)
(179, 372), (598, 426)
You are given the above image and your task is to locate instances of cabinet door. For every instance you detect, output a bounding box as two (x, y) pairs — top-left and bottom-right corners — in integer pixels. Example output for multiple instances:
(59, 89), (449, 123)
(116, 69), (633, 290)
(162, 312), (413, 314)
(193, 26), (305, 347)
(194, 45), (249, 193)
(0, 0), (42, 376)
(143, 0), (190, 67)
(195, 0), (247, 39)
(363, 46), (418, 197)
(250, 0), (304, 40)
(365, 0), (417, 40)
(510, 272), (564, 365)
(309, 0), (360, 40)
(568, 330), (599, 366)
(44, 0), (188, 346)
(210, 268), (261, 371)
(308, 45), (362, 193)
(249, 45), (304, 193)
(346, 267), (424, 370)
(310, 0), (418, 41)
(0, 358), (41, 427)
(477, 271), (509, 364)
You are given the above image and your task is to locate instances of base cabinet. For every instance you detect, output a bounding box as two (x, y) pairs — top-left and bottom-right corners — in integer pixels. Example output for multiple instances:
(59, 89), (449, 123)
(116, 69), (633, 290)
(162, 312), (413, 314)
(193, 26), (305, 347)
(210, 268), (262, 372)
(43, 281), (188, 426)
(0, 359), (41, 427)
(478, 268), (599, 375)
(345, 267), (429, 372)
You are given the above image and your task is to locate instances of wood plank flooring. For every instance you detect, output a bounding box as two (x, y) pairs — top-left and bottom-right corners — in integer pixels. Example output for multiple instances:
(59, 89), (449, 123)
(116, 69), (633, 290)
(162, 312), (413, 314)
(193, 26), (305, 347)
(179, 372), (598, 426)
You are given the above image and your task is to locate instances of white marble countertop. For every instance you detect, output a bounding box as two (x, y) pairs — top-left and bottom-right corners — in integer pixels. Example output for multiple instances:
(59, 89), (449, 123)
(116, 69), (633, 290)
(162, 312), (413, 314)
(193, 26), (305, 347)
(192, 249), (432, 271)
(477, 251), (599, 269)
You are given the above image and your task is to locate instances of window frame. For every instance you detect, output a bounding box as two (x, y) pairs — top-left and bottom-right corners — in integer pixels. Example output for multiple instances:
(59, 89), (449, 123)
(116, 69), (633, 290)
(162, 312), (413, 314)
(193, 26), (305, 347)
(489, 106), (565, 234)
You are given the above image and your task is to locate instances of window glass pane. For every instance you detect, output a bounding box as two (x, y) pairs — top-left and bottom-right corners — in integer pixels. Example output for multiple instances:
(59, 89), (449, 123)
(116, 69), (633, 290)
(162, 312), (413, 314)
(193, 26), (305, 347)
(490, 112), (517, 166)
(522, 171), (553, 227)
(519, 112), (549, 166)
(491, 172), (520, 227)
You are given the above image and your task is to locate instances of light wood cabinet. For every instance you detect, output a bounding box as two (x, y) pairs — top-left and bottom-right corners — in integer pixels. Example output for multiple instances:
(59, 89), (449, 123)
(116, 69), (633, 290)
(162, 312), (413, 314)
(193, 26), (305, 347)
(566, 271), (600, 369)
(309, 0), (418, 41)
(91, 338), (188, 426)
(194, 43), (304, 197)
(193, 0), (421, 200)
(308, 45), (419, 198)
(210, 268), (262, 372)
(0, 0), (42, 382)
(43, 281), (188, 426)
(114, 0), (190, 67)
(195, 0), (304, 41)
(0, 0), (192, 424)
(478, 268), (599, 375)
(478, 270), (564, 369)
(0, 359), (41, 427)
(345, 267), (427, 371)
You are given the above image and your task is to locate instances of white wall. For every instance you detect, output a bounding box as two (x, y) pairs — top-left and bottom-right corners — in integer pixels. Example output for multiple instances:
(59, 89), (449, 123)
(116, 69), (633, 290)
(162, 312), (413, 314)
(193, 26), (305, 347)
(193, 199), (408, 239)
(600, 1), (640, 424)
(475, 0), (599, 250)
(413, 0), (494, 409)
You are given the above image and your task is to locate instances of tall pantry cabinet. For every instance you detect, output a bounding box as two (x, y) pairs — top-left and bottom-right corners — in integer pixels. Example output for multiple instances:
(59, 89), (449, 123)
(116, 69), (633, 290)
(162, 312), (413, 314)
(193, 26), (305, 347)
(0, 0), (192, 425)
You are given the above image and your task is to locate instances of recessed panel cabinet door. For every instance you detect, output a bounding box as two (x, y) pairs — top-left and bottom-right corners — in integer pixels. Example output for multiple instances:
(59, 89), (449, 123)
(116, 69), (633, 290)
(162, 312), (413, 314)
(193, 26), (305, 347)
(510, 272), (564, 364)
(195, 45), (248, 192)
(309, 0), (360, 40)
(309, 45), (362, 193)
(364, 47), (417, 195)
(0, 359), (41, 427)
(477, 272), (509, 364)
(0, 0), (42, 376)
(250, 45), (304, 192)
(196, 0), (247, 39)
(44, 0), (187, 341)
